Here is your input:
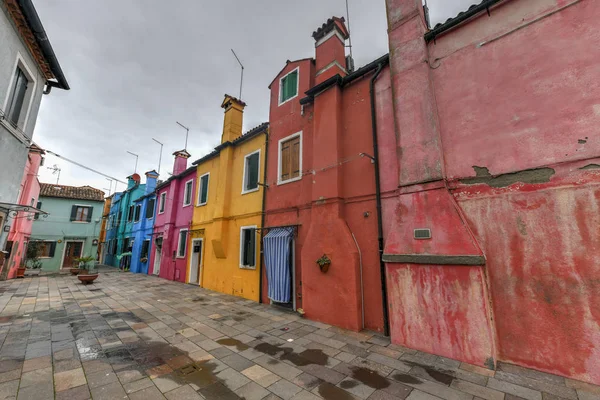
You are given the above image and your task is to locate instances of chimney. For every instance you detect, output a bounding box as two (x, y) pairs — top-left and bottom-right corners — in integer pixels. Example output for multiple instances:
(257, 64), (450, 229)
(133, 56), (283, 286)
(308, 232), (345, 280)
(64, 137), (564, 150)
(127, 173), (141, 189)
(221, 94), (246, 144)
(312, 17), (350, 84)
(172, 150), (191, 176)
(144, 170), (159, 194)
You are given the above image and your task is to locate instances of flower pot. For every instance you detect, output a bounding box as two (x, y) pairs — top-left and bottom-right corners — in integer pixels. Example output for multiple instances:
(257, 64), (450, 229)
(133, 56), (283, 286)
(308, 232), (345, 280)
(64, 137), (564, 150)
(16, 267), (26, 279)
(78, 274), (98, 285)
(319, 263), (330, 273)
(70, 268), (81, 275)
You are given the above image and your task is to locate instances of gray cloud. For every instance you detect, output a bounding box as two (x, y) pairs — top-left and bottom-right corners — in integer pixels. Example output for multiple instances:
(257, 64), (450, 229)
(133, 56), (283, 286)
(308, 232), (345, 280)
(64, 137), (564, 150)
(33, 0), (474, 194)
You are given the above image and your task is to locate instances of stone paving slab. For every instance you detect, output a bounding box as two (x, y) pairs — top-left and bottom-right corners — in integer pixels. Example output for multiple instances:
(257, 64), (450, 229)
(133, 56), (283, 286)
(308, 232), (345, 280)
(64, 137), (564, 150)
(0, 272), (598, 400)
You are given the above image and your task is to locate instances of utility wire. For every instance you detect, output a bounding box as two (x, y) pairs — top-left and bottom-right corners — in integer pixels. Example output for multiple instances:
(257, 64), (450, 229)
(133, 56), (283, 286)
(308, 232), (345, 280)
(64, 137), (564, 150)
(44, 150), (127, 184)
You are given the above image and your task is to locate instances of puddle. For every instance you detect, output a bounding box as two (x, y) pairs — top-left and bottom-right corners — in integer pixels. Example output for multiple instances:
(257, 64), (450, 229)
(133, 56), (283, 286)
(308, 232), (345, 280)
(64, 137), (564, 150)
(351, 366), (390, 389)
(340, 380), (358, 389)
(216, 338), (249, 351)
(318, 382), (357, 400)
(392, 373), (422, 384)
(425, 367), (454, 385)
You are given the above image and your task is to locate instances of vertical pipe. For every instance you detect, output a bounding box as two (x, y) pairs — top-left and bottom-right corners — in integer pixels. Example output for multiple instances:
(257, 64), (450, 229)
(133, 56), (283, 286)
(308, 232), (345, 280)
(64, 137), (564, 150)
(259, 130), (269, 303)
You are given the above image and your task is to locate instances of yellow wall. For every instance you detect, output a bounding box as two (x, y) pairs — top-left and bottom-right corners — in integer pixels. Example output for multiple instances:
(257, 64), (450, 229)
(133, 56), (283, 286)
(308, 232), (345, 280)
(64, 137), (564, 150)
(189, 130), (266, 301)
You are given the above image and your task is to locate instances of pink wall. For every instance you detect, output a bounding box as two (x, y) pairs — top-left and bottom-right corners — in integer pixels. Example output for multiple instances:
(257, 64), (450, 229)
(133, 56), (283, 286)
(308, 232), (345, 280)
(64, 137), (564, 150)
(383, 0), (600, 383)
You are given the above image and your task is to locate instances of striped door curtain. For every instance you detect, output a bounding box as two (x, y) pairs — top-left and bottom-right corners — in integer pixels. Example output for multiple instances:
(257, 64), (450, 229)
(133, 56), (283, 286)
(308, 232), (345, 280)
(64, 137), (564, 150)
(263, 228), (294, 303)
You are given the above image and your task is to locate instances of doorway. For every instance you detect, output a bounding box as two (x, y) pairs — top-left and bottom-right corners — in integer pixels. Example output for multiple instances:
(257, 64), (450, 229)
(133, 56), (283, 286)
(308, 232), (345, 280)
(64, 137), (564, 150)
(62, 241), (84, 269)
(153, 247), (161, 275)
(271, 241), (296, 310)
(189, 239), (203, 285)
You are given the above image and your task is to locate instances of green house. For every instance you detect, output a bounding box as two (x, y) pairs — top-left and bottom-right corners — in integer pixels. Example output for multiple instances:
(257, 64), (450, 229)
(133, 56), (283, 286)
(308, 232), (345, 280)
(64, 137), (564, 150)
(30, 183), (105, 271)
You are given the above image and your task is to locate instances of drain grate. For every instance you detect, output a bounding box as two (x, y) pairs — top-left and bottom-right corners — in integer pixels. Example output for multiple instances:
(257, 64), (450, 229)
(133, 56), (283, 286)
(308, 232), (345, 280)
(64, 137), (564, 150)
(179, 364), (199, 375)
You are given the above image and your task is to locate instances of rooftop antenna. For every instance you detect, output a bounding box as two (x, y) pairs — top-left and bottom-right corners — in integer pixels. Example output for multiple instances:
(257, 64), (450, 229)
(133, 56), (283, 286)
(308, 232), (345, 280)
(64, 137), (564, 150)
(105, 178), (113, 196)
(47, 164), (61, 184)
(152, 138), (164, 176)
(176, 122), (190, 150)
(231, 49), (244, 100)
(126, 151), (139, 173)
(345, 0), (353, 59)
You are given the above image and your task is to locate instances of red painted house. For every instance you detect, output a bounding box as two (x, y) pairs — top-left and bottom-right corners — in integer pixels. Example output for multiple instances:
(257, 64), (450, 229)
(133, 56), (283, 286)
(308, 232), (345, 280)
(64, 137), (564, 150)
(149, 150), (196, 282)
(262, 17), (390, 333)
(381, 0), (600, 385)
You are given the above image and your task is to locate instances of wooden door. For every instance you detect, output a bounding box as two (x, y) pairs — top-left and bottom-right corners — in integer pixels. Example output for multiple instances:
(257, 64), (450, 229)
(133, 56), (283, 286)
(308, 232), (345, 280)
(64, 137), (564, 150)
(63, 241), (83, 268)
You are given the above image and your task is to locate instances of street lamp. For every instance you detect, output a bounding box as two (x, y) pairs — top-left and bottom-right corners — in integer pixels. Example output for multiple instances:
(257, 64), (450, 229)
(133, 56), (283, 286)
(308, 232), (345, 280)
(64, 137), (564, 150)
(152, 138), (164, 176)
(126, 151), (139, 173)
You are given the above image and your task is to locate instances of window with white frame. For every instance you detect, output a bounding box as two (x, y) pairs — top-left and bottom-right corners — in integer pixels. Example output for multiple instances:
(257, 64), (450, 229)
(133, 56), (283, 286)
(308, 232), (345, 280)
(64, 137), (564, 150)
(197, 173), (209, 206)
(159, 192), (166, 213)
(4, 58), (35, 130)
(177, 229), (188, 258)
(146, 198), (155, 219)
(242, 150), (260, 194)
(278, 68), (299, 105)
(70, 205), (93, 222)
(278, 131), (302, 184)
(183, 180), (193, 206)
(134, 204), (141, 222)
(239, 226), (256, 269)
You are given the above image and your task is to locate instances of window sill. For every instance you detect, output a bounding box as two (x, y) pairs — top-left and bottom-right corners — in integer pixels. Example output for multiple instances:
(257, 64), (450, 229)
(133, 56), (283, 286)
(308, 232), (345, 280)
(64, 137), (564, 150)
(241, 187), (259, 195)
(278, 94), (298, 107)
(0, 119), (30, 145)
(71, 221), (91, 224)
(277, 176), (302, 186)
(239, 265), (257, 270)
(197, 202), (207, 207)
(182, 203), (192, 208)
(176, 255), (186, 259)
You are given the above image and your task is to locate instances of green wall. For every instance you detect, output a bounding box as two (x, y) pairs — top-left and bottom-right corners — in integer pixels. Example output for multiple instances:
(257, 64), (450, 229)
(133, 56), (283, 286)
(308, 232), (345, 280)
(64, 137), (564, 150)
(30, 196), (104, 271)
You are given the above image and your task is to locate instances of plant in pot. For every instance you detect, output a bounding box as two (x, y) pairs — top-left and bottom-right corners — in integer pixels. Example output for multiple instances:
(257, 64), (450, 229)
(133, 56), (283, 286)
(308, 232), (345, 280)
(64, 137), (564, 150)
(76, 255), (98, 284)
(19, 242), (42, 278)
(316, 254), (331, 273)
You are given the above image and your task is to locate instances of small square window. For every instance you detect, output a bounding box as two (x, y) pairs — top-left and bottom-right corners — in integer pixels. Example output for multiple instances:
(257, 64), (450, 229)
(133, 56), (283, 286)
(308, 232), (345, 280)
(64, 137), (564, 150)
(197, 173), (209, 206)
(71, 205), (92, 222)
(240, 227), (256, 269)
(183, 180), (193, 206)
(242, 151), (260, 194)
(279, 68), (299, 105)
(177, 230), (188, 258)
(159, 192), (166, 213)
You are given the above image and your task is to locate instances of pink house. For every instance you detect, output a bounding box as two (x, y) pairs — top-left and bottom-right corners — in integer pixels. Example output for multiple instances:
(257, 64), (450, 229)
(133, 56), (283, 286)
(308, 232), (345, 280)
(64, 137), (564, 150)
(4, 144), (45, 279)
(149, 150), (196, 282)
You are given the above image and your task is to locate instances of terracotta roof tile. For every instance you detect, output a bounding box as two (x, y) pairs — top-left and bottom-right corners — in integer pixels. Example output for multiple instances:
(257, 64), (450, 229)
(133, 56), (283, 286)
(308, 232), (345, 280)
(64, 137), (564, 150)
(39, 183), (105, 202)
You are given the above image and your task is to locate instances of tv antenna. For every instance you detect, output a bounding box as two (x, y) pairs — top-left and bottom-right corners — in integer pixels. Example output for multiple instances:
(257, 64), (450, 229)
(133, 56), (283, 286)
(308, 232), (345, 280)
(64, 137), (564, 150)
(47, 164), (61, 184)
(176, 122), (190, 150)
(345, 0), (353, 59)
(231, 49), (244, 100)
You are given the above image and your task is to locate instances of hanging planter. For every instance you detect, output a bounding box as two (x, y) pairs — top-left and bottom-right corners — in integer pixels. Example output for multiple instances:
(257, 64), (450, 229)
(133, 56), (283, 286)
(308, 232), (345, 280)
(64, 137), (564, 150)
(316, 254), (331, 273)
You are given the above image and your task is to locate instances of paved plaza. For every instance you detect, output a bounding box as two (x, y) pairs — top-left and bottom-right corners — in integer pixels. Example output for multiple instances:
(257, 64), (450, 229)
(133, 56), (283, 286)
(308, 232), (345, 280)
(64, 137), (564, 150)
(0, 270), (597, 400)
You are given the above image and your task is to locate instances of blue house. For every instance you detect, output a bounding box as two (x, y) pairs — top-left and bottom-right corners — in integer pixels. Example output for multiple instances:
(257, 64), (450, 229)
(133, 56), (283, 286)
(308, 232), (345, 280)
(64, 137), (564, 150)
(130, 171), (158, 274)
(104, 173), (148, 269)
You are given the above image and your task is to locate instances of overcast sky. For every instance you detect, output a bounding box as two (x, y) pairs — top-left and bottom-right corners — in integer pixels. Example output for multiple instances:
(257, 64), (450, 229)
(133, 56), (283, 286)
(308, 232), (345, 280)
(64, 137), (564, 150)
(33, 0), (474, 195)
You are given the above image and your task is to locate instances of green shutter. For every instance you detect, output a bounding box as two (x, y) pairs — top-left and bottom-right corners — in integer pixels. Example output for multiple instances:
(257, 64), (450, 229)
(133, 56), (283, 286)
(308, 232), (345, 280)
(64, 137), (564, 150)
(70, 205), (77, 221)
(86, 207), (93, 222)
(247, 153), (259, 191)
(248, 229), (255, 267)
(200, 175), (209, 204)
(287, 71), (297, 99)
(49, 242), (56, 257)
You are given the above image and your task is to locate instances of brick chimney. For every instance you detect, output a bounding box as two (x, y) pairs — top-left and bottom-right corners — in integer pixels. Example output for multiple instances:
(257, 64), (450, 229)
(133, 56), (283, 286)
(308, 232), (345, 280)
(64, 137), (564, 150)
(172, 150), (190, 176)
(312, 16), (350, 84)
(221, 94), (246, 144)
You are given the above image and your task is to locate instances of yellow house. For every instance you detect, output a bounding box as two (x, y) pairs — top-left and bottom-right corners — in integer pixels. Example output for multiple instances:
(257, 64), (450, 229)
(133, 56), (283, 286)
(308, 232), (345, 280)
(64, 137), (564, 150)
(188, 95), (268, 301)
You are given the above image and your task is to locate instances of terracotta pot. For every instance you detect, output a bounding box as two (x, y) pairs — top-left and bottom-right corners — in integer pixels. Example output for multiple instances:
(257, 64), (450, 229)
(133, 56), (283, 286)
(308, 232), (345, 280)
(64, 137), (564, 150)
(319, 263), (330, 273)
(78, 274), (98, 285)
(70, 268), (81, 275)
(16, 267), (26, 278)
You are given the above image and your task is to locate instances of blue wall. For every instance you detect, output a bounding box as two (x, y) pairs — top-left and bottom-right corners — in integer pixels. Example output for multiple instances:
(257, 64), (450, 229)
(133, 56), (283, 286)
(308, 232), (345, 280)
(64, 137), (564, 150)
(130, 172), (158, 274)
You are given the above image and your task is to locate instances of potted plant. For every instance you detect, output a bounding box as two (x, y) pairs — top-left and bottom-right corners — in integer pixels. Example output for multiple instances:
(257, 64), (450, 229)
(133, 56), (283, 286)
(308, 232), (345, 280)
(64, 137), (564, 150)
(19, 242), (41, 278)
(76, 255), (98, 284)
(316, 254), (331, 273)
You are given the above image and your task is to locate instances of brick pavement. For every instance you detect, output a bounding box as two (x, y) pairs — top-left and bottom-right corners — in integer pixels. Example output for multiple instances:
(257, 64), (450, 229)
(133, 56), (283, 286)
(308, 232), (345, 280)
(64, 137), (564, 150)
(0, 271), (597, 400)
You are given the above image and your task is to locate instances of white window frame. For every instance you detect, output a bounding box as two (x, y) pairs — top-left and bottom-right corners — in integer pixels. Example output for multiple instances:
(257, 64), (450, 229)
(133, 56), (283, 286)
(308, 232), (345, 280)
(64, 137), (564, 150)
(197, 172), (210, 206)
(278, 67), (299, 106)
(183, 179), (193, 207)
(146, 197), (156, 219)
(72, 204), (93, 224)
(239, 225), (257, 269)
(1, 52), (38, 135)
(159, 192), (167, 214)
(241, 149), (261, 195)
(177, 228), (188, 258)
(277, 131), (303, 186)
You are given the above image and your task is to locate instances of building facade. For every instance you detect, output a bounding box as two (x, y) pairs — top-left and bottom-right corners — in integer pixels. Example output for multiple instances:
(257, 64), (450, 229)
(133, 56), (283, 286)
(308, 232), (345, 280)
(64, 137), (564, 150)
(3, 144), (45, 279)
(188, 95), (267, 301)
(261, 18), (387, 332)
(382, 0), (600, 385)
(130, 170), (158, 274)
(0, 0), (69, 252)
(149, 152), (196, 282)
(98, 194), (112, 263)
(30, 184), (104, 271)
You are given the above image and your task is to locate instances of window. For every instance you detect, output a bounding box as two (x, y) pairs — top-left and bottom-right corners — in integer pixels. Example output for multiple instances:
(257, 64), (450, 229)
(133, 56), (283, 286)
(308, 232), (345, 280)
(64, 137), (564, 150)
(33, 201), (42, 220)
(278, 132), (302, 184)
(146, 198), (155, 219)
(6, 67), (29, 127)
(128, 205), (134, 222)
(279, 68), (298, 105)
(141, 240), (150, 259)
(36, 241), (56, 258)
(183, 180), (193, 206)
(134, 204), (141, 222)
(159, 192), (166, 214)
(240, 226), (256, 269)
(129, 238), (135, 251)
(242, 150), (260, 194)
(197, 173), (209, 206)
(70, 205), (93, 222)
(177, 229), (188, 258)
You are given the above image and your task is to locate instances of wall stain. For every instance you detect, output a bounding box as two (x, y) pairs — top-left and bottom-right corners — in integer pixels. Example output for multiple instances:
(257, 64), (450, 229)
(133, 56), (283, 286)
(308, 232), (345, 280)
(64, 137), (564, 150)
(578, 139), (587, 144)
(460, 166), (555, 188)
(516, 216), (527, 236)
(580, 164), (600, 170)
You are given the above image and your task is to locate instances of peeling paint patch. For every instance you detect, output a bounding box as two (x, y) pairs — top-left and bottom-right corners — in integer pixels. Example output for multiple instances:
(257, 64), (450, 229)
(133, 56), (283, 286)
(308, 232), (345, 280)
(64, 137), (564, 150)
(460, 166), (555, 188)
(578, 139), (587, 144)
(580, 164), (600, 170)
(516, 216), (527, 236)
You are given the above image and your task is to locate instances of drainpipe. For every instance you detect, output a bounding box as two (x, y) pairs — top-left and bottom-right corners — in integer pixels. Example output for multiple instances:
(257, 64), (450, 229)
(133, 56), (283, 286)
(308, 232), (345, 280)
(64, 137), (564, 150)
(259, 132), (269, 303)
(370, 61), (390, 336)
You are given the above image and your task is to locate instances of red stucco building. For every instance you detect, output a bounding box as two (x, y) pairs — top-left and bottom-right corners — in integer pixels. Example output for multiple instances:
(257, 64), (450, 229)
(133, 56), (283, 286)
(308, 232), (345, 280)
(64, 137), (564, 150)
(381, 0), (600, 385)
(262, 17), (390, 333)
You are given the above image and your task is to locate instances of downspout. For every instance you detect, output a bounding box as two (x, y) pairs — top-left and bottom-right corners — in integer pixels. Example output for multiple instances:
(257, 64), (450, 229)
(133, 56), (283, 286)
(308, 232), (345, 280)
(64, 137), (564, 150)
(370, 61), (390, 336)
(259, 132), (269, 303)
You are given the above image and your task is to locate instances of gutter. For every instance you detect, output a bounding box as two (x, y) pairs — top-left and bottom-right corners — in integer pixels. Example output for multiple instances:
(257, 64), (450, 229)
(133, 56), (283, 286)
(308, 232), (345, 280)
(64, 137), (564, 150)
(258, 131), (269, 303)
(369, 59), (390, 336)
(17, 0), (70, 90)
(424, 0), (504, 43)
